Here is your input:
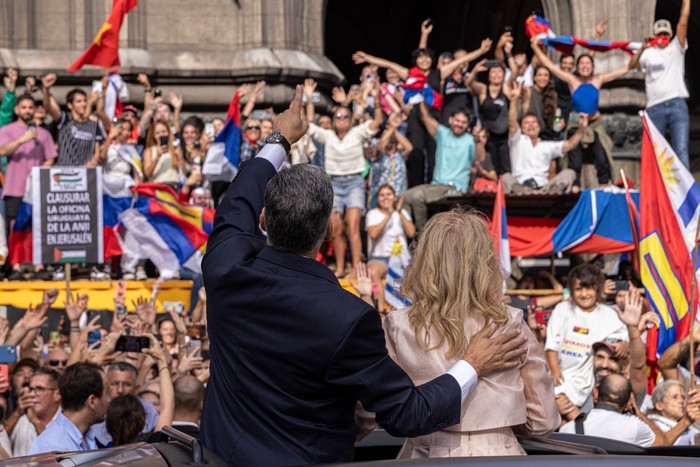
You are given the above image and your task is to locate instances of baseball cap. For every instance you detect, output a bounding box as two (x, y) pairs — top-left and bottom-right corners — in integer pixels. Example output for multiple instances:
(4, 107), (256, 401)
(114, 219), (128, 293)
(653, 19), (673, 36)
(592, 341), (619, 356)
(13, 358), (40, 374)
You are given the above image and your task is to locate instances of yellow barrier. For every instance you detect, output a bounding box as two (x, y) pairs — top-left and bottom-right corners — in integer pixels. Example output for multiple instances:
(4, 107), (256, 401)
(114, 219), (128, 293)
(0, 280), (193, 312)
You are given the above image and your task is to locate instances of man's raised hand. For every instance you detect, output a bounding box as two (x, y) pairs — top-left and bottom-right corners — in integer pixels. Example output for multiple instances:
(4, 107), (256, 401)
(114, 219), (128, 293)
(272, 85), (308, 145)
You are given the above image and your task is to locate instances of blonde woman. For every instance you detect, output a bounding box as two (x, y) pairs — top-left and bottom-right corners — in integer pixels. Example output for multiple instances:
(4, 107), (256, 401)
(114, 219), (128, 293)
(383, 210), (559, 457)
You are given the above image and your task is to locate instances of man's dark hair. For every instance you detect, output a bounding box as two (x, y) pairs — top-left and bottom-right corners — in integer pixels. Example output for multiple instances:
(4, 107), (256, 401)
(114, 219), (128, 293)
(567, 262), (603, 294)
(59, 362), (104, 412)
(519, 112), (541, 126)
(15, 93), (36, 106)
(33, 367), (60, 385)
(450, 108), (470, 119)
(106, 394), (145, 446)
(411, 48), (436, 67)
(66, 88), (87, 105)
(107, 361), (138, 379)
(597, 374), (632, 409)
(263, 164), (333, 254)
(559, 53), (575, 63)
(174, 375), (204, 413)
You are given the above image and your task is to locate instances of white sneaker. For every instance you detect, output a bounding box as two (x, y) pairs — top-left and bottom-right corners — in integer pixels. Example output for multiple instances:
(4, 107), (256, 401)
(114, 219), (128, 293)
(52, 267), (65, 281)
(122, 272), (136, 280)
(90, 267), (109, 281)
(135, 269), (148, 281)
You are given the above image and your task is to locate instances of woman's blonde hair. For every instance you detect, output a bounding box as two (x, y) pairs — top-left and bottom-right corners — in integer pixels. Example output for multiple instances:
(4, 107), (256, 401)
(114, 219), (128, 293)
(402, 209), (508, 359)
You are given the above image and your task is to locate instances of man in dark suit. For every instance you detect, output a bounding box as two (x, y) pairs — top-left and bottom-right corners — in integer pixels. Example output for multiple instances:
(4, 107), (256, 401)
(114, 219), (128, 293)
(201, 86), (527, 466)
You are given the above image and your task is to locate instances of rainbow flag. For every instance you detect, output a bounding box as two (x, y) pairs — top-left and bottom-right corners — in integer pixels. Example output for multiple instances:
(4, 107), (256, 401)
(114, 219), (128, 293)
(118, 183), (214, 278)
(640, 112), (700, 390)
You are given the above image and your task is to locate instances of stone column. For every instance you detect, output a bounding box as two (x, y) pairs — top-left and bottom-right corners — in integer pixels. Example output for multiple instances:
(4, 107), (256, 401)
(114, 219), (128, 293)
(541, 0), (657, 181)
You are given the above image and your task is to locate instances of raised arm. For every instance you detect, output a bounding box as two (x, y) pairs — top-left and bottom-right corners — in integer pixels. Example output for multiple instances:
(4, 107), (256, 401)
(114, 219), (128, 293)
(242, 81), (266, 118)
(353, 51), (409, 81)
(530, 37), (579, 90)
(677, 0), (690, 48)
(41, 74), (61, 122)
(302, 78), (317, 123)
(418, 19), (432, 49)
(494, 32), (513, 63)
(441, 38), (493, 80)
(588, 19), (608, 59)
(628, 39), (650, 71)
(465, 60), (488, 101)
(612, 287), (650, 397)
(169, 92), (183, 133)
(561, 114), (588, 152)
(595, 61), (631, 86)
(508, 82), (522, 138)
(207, 86), (308, 250)
(418, 101), (439, 137)
(367, 82), (385, 133)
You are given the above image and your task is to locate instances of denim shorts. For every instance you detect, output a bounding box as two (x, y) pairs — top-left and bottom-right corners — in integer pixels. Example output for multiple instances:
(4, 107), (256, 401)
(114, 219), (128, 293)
(331, 174), (365, 214)
(368, 256), (389, 266)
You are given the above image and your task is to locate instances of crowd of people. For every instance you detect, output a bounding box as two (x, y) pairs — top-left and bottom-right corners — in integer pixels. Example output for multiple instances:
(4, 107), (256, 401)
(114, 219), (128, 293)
(0, 0), (696, 462)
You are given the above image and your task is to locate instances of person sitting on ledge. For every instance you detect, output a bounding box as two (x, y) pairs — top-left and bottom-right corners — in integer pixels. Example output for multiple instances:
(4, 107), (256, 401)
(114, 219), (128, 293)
(502, 83), (585, 195)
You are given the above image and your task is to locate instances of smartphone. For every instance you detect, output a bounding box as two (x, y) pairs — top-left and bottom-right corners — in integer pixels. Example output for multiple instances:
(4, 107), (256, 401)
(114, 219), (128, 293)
(193, 140), (201, 150)
(115, 304), (128, 320)
(91, 80), (103, 94)
(87, 310), (101, 327)
(187, 339), (202, 357)
(0, 346), (18, 364)
(163, 301), (185, 314)
(535, 308), (552, 326)
(187, 325), (206, 340)
(158, 135), (169, 147)
(350, 84), (361, 93)
(49, 331), (61, 345)
(153, 88), (162, 98)
(115, 335), (150, 352)
(0, 365), (8, 386)
(504, 26), (514, 34)
(615, 281), (629, 292)
(87, 330), (102, 349)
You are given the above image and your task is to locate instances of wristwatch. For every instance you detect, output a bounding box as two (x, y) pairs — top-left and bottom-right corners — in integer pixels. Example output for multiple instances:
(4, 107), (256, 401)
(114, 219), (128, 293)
(265, 131), (291, 154)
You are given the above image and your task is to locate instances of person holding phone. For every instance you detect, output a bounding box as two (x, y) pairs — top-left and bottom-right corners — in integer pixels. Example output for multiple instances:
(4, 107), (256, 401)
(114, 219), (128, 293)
(143, 120), (180, 188)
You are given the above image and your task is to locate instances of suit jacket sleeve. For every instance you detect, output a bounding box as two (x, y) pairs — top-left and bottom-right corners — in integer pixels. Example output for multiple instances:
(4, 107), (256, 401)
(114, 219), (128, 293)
(326, 306), (461, 438)
(206, 157), (276, 254)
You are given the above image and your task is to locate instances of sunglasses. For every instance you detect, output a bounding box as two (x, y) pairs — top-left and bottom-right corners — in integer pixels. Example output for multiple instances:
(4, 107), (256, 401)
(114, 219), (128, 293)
(246, 125), (260, 130)
(49, 359), (68, 367)
(335, 113), (351, 120)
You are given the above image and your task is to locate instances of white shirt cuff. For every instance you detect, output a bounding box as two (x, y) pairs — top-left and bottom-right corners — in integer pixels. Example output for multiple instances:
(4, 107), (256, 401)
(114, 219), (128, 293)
(446, 360), (478, 402)
(257, 143), (287, 171)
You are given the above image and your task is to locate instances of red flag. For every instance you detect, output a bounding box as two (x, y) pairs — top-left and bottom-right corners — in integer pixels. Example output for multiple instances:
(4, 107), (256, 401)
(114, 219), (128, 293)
(67, 0), (138, 71)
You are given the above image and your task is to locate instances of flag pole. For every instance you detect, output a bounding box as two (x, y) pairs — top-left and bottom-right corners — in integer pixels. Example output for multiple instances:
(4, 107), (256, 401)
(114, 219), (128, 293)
(619, 169), (639, 271)
(65, 263), (71, 303)
(687, 215), (700, 388)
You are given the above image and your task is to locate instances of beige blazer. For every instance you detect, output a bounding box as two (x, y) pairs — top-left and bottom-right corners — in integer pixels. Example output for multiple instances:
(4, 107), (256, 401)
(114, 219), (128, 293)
(382, 305), (560, 435)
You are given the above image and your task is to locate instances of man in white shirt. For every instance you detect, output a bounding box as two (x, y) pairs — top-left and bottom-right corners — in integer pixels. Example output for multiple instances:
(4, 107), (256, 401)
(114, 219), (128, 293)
(503, 83), (585, 194)
(629, 0), (690, 168)
(10, 368), (61, 457)
(560, 374), (659, 447)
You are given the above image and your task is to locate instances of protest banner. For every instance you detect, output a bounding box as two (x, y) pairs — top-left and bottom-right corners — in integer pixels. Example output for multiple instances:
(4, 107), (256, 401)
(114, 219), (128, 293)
(31, 167), (104, 265)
